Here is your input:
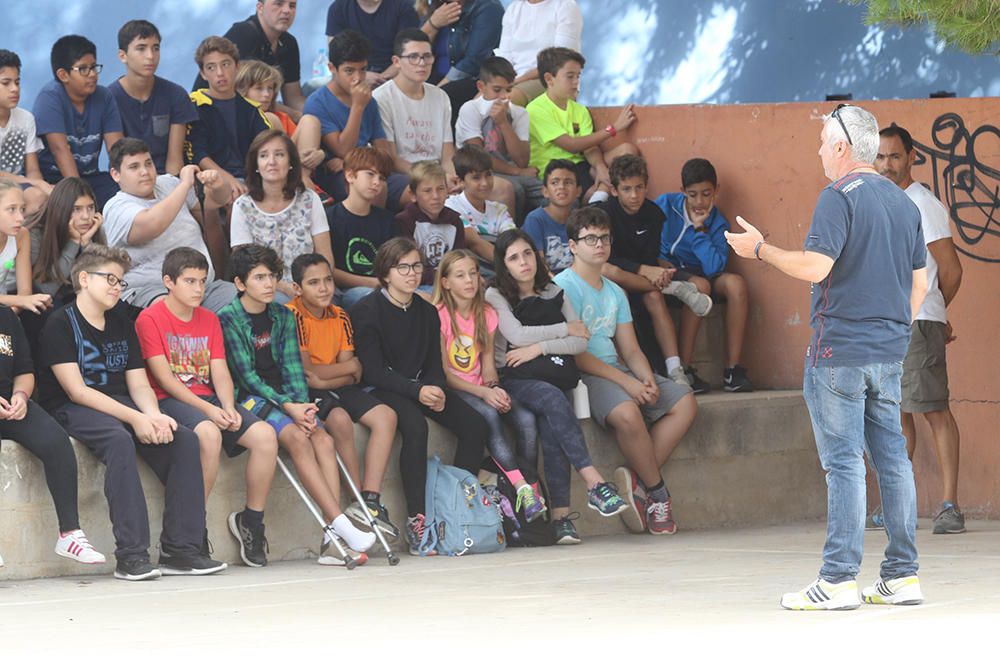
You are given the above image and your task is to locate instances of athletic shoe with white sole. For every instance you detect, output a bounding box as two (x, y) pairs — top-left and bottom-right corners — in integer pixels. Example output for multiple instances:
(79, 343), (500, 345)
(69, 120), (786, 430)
(159, 553), (228, 576)
(55, 529), (106, 564)
(228, 511), (268, 567)
(318, 543), (369, 566)
(114, 557), (161, 581)
(862, 576), (924, 606)
(780, 578), (861, 610)
(932, 504), (966, 534)
(345, 499), (401, 539)
(586, 481), (627, 517)
(663, 280), (713, 316)
(613, 466), (647, 533)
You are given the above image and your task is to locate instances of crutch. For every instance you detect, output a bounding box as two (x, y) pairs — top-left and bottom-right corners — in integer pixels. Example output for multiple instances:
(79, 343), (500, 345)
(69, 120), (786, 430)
(276, 456), (358, 570)
(335, 453), (400, 566)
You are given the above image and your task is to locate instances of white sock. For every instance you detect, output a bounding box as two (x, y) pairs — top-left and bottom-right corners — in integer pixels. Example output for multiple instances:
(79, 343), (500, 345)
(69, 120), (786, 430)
(332, 514), (376, 552)
(587, 190), (609, 203)
(665, 356), (682, 374)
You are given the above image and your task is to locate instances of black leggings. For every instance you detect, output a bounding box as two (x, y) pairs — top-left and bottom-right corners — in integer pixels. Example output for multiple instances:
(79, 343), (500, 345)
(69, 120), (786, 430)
(373, 388), (488, 517)
(0, 400), (80, 533)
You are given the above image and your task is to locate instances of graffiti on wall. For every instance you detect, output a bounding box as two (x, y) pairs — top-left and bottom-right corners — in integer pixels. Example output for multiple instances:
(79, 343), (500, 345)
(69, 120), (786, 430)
(912, 113), (1000, 263)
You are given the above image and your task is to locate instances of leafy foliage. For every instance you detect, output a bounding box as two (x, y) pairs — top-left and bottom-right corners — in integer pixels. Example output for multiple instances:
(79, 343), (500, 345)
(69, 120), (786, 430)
(847, 0), (1000, 54)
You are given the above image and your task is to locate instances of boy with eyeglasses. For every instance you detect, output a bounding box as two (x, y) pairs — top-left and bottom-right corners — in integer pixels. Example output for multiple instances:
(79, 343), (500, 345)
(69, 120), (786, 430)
(554, 207), (697, 536)
(38, 245), (224, 580)
(373, 29), (514, 210)
(32, 35), (124, 208)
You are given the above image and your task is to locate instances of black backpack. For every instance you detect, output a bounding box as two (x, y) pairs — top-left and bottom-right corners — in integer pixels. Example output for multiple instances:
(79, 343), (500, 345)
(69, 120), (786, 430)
(489, 473), (556, 548)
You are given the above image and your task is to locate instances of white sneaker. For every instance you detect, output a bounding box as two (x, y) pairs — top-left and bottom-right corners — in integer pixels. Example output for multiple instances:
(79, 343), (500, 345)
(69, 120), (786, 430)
(667, 365), (691, 386)
(318, 540), (369, 567)
(55, 529), (106, 564)
(780, 578), (861, 611)
(862, 575), (924, 606)
(663, 280), (713, 316)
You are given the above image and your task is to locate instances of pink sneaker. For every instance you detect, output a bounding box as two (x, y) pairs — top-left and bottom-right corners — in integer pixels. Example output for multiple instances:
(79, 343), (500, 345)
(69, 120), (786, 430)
(55, 529), (106, 564)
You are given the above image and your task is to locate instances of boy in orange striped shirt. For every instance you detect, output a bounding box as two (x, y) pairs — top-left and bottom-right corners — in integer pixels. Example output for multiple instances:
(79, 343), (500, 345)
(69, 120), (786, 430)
(286, 252), (400, 538)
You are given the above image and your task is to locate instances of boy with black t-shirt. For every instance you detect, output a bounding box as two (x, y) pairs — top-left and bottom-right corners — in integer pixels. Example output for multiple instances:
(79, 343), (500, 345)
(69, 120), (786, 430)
(39, 245), (224, 581)
(596, 154), (712, 386)
(218, 244), (375, 564)
(326, 146), (399, 310)
(136, 247), (278, 567)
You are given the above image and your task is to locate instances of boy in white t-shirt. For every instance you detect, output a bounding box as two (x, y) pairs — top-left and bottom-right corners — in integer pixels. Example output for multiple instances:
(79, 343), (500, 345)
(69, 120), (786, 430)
(454, 57), (543, 221)
(446, 145), (515, 264)
(0, 50), (51, 216)
(374, 30), (514, 211)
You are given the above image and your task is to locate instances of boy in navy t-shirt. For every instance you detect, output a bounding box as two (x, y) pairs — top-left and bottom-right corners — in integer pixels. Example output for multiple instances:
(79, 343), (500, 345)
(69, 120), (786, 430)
(32, 35), (124, 208)
(108, 21), (197, 176)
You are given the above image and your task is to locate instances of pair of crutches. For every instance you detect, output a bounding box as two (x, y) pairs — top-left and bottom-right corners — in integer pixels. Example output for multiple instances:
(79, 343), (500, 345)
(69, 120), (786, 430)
(276, 452), (400, 569)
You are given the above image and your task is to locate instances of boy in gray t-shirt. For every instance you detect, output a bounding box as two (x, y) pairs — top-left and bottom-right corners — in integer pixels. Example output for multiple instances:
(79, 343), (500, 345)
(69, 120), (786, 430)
(103, 138), (236, 312)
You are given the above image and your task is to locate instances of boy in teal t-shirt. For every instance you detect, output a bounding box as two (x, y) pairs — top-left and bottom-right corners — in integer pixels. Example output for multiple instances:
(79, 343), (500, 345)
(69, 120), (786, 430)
(526, 47), (637, 203)
(554, 207), (696, 538)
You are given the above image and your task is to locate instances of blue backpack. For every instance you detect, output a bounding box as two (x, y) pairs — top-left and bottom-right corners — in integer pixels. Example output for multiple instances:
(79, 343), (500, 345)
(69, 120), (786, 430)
(418, 456), (506, 556)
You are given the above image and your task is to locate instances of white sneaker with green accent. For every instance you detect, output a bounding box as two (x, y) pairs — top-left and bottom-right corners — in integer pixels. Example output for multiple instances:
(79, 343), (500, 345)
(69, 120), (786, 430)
(862, 576), (924, 605)
(780, 578), (861, 610)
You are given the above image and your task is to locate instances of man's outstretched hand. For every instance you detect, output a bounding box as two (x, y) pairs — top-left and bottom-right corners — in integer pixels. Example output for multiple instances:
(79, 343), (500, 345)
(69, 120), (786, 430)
(724, 215), (764, 258)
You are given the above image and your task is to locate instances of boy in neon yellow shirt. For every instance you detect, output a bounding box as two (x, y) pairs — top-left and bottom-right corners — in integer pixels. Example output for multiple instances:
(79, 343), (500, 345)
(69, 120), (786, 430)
(526, 47), (638, 203)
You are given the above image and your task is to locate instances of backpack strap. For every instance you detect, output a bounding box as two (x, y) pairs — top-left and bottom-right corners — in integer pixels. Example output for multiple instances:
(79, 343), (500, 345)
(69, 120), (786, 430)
(419, 456), (441, 555)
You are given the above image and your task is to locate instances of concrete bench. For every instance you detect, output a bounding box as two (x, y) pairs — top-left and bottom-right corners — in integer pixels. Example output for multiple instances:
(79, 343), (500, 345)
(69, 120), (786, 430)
(0, 390), (823, 580)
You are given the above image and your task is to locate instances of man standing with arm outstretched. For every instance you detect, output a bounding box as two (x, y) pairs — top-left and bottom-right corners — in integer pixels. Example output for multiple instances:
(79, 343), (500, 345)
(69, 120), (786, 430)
(726, 104), (928, 611)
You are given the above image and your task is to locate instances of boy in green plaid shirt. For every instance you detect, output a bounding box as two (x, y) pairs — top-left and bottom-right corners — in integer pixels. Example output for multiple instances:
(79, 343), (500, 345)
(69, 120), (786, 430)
(218, 244), (375, 563)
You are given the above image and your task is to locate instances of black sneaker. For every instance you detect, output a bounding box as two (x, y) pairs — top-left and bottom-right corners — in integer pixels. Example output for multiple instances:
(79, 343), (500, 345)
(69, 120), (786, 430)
(114, 556), (161, 581)
(685, 366), (711, 394)
(346, 499), (400, 540)
(553, 513), (581, 545)
(723, 365), (754, 392)
(228, 510), (268, 567)
(159, 552), (228, 576)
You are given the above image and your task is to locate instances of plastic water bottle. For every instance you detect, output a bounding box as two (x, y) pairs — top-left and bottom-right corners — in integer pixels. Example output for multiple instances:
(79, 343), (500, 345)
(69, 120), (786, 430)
(311, 48), (328, 78)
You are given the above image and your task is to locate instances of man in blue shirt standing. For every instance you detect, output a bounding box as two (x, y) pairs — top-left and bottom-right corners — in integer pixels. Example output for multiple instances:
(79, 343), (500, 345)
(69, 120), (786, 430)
(726, 104), (928, 611)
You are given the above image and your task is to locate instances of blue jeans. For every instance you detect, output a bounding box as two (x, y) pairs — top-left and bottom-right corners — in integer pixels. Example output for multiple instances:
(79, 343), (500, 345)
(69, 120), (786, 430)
(803, 363), (918, 583)
(336, 286), (376, 311)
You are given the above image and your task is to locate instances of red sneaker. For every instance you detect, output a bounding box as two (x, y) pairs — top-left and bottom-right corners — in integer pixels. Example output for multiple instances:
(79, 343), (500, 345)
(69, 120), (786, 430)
(647, 497), (678, 535)
(614, 466), (647, 533)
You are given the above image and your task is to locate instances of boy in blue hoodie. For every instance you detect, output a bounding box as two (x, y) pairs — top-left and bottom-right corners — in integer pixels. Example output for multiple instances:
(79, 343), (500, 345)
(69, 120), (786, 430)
(655, 158), (753, 393)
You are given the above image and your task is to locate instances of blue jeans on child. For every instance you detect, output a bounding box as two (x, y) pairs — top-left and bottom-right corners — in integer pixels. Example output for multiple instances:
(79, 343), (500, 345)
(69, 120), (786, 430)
(503, 378), (594, 508)
(454, 389), (538, 480)
(802, 363), (919, 584)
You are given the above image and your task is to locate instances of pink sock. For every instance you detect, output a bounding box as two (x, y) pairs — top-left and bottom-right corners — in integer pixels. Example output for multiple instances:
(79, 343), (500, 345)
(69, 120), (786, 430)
(494, 459), (525, 487)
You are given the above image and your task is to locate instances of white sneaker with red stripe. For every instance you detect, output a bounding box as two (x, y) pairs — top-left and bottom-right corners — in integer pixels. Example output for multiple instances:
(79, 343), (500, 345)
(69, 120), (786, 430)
(55, 529), (106, 564)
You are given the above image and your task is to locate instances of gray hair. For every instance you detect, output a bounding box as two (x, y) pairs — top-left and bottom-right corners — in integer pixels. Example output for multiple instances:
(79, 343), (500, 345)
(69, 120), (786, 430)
(823, 105), (879, 164)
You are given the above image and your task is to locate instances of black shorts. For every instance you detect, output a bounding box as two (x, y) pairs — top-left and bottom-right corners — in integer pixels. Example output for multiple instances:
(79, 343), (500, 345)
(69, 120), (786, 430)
(310, 385), (383, 422)
(158, 395), (260, 458)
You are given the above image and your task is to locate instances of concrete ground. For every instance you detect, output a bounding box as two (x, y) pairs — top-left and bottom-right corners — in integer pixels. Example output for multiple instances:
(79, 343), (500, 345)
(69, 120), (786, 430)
(1, 520), (997, 659)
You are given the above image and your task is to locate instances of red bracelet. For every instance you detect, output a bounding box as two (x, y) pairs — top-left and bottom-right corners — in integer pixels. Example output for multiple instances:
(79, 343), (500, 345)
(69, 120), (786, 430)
(605, 124), (617, 138)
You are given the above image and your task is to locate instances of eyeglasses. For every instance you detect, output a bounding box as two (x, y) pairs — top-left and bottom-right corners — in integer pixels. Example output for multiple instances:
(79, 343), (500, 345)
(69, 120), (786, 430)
(70, 64), (103, 76)
(392, 262), (425, 275)
(830, 103), (853, 146)
(575, 233), (613, 247)
(399, 53), (434, 65)
(89, 271), (128, 289)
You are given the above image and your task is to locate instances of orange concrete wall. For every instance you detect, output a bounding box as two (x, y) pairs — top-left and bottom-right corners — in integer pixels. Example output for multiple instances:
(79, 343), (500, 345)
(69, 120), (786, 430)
(593, 100), (999, 518)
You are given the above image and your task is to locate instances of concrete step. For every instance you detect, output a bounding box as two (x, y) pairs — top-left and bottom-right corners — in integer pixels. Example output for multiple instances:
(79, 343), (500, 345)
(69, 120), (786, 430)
(0, 390), (824, 580)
